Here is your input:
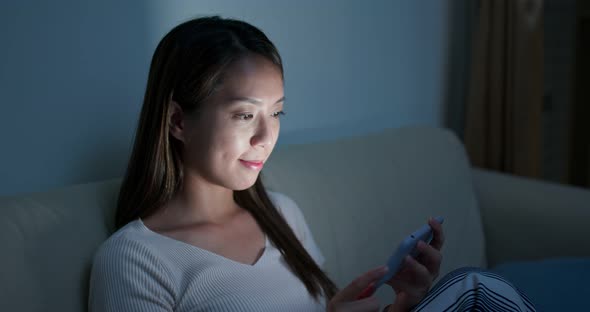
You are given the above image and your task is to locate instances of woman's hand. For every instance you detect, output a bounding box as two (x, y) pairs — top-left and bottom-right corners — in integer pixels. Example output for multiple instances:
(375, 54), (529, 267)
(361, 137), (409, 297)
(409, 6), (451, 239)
(384, 217), (445, 312)
(327, 265), (390, 312)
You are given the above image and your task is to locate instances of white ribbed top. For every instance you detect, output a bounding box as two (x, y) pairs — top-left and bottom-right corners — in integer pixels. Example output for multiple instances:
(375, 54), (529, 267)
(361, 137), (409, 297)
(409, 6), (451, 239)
(88, 191), (327, 311)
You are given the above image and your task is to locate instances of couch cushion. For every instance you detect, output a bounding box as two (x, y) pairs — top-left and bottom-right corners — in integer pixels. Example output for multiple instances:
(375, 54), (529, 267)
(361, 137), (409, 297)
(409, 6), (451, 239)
(0, 126), (486, 311)
(262, 126), (486, 302)
(0, 179), (120, 312)
(492, 258), (590, 311)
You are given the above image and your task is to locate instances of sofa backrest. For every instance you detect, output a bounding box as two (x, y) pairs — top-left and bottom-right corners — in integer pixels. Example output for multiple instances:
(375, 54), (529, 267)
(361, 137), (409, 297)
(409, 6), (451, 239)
(0, 179), (119, 311)
(0, 126), (486, 311)
(262, 127), (487, 296)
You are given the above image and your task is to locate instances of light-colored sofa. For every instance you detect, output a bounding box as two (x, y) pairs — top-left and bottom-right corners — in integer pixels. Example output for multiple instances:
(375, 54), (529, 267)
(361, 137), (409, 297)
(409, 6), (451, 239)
(1, 126), (589, 311)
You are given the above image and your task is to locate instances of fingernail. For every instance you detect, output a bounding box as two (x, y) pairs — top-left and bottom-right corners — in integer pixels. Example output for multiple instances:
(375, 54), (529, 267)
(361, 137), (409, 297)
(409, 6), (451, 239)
(356, 283), (376, 300)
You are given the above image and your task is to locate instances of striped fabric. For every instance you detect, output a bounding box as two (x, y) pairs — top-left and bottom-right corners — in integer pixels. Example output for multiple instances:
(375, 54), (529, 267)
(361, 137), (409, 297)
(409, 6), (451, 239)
(412, 267), (536, 312)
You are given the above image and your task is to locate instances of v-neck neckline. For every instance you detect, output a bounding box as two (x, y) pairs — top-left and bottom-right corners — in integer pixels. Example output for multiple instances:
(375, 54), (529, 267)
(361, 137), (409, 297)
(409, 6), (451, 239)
(136, 218), (269, 267)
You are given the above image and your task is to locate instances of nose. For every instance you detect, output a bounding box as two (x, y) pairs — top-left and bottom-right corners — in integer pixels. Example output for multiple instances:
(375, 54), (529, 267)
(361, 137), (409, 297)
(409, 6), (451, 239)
(250, 117), (275, 148)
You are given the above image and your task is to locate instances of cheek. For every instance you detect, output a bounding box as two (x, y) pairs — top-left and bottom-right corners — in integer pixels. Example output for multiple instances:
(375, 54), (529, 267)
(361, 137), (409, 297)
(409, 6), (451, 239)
(219, 133), (249, 160)
(270, 121), (280, 145)
(211, 123), (253, 161)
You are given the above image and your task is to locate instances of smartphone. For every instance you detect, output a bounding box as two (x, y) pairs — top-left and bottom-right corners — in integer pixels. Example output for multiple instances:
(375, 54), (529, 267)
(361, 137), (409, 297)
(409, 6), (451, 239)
(356, 216), (444, 300)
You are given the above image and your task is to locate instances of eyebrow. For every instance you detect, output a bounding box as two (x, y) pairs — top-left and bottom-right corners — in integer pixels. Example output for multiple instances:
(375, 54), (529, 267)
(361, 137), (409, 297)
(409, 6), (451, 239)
(229, 96), (285, 105)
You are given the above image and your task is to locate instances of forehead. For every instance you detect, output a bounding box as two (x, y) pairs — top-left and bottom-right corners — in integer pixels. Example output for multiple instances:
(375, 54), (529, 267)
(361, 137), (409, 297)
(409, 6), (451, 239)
(213, 54), (284, 104)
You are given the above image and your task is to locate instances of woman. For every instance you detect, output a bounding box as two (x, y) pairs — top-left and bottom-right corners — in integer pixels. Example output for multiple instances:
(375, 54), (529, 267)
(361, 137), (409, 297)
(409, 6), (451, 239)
(88, 16), (535, 312)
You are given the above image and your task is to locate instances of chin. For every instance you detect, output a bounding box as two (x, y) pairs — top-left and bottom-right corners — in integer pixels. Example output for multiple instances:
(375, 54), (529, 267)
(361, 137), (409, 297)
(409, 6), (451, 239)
(229, 176), (258, 191)
(233, 185), (254, 192)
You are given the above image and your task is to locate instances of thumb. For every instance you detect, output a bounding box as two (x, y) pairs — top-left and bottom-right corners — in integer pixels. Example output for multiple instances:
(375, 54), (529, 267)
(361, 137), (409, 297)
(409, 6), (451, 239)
(334, 265), (389, 302)
(391, 292), (414, 312)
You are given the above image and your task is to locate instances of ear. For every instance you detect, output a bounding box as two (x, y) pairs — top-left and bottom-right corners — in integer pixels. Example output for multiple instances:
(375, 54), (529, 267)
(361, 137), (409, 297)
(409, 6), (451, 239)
(168, 100), (186, 143)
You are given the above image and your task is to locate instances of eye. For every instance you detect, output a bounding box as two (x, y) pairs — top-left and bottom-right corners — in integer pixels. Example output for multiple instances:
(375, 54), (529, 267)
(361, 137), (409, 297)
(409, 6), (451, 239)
(234, 113), (254, 121)
(271, 111), (286, 118)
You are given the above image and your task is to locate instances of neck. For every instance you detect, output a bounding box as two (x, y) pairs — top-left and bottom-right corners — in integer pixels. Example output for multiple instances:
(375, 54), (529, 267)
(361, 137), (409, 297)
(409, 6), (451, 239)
(164, 173), (243, 226)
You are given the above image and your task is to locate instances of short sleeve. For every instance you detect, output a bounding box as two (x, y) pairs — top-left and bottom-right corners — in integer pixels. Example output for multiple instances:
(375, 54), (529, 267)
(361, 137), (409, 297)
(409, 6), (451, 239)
(267, 191), (326, 268)
(88, 236), (176, 312)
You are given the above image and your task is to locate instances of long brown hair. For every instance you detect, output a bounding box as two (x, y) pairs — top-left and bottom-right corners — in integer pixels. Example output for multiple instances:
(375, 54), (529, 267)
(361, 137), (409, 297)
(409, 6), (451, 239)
(115, 16), (338, 302)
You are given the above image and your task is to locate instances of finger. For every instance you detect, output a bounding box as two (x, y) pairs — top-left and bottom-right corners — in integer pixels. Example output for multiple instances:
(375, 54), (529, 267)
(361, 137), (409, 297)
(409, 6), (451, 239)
(393, 292), (417, 312)
(387, 276), (414, 293)
(386, 256), (430, 288)
(428, 217), (445, 251)
(387, 267), (429, 296)
(333, 265), (389, 302)
(415, 241), (442, 278)
(339, 296), (381, 312)
(402, 255), (431, 286)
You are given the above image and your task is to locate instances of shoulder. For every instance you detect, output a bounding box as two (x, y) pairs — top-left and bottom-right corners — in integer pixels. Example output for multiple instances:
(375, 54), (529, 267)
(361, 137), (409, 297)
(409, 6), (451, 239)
(266, 191), (308, 239)
(265, 190), (326, 267)
(266, 190), (298, 213)
(266, 191), (304, 222)
(94, 221), (150, 256)
(89, 221), (176, 310)
(90, 221), (169, 278)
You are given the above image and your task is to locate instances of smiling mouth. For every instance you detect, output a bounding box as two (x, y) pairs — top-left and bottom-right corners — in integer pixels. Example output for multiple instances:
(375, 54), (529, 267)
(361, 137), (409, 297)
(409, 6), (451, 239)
(239, 159), (264, 170)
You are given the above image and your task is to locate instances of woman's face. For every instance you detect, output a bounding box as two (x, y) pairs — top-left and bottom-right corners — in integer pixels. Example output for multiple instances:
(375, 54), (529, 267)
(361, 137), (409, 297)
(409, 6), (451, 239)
(178, 54), (284, 191)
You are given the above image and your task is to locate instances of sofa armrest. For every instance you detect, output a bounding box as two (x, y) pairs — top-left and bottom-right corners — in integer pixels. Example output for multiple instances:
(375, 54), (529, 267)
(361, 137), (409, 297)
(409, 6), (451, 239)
(471, 168), (590, 267)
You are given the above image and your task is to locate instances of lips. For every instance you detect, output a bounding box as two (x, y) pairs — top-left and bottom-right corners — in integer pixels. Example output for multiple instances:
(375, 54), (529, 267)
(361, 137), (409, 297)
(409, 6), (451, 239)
(239, 159), (264, 170)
